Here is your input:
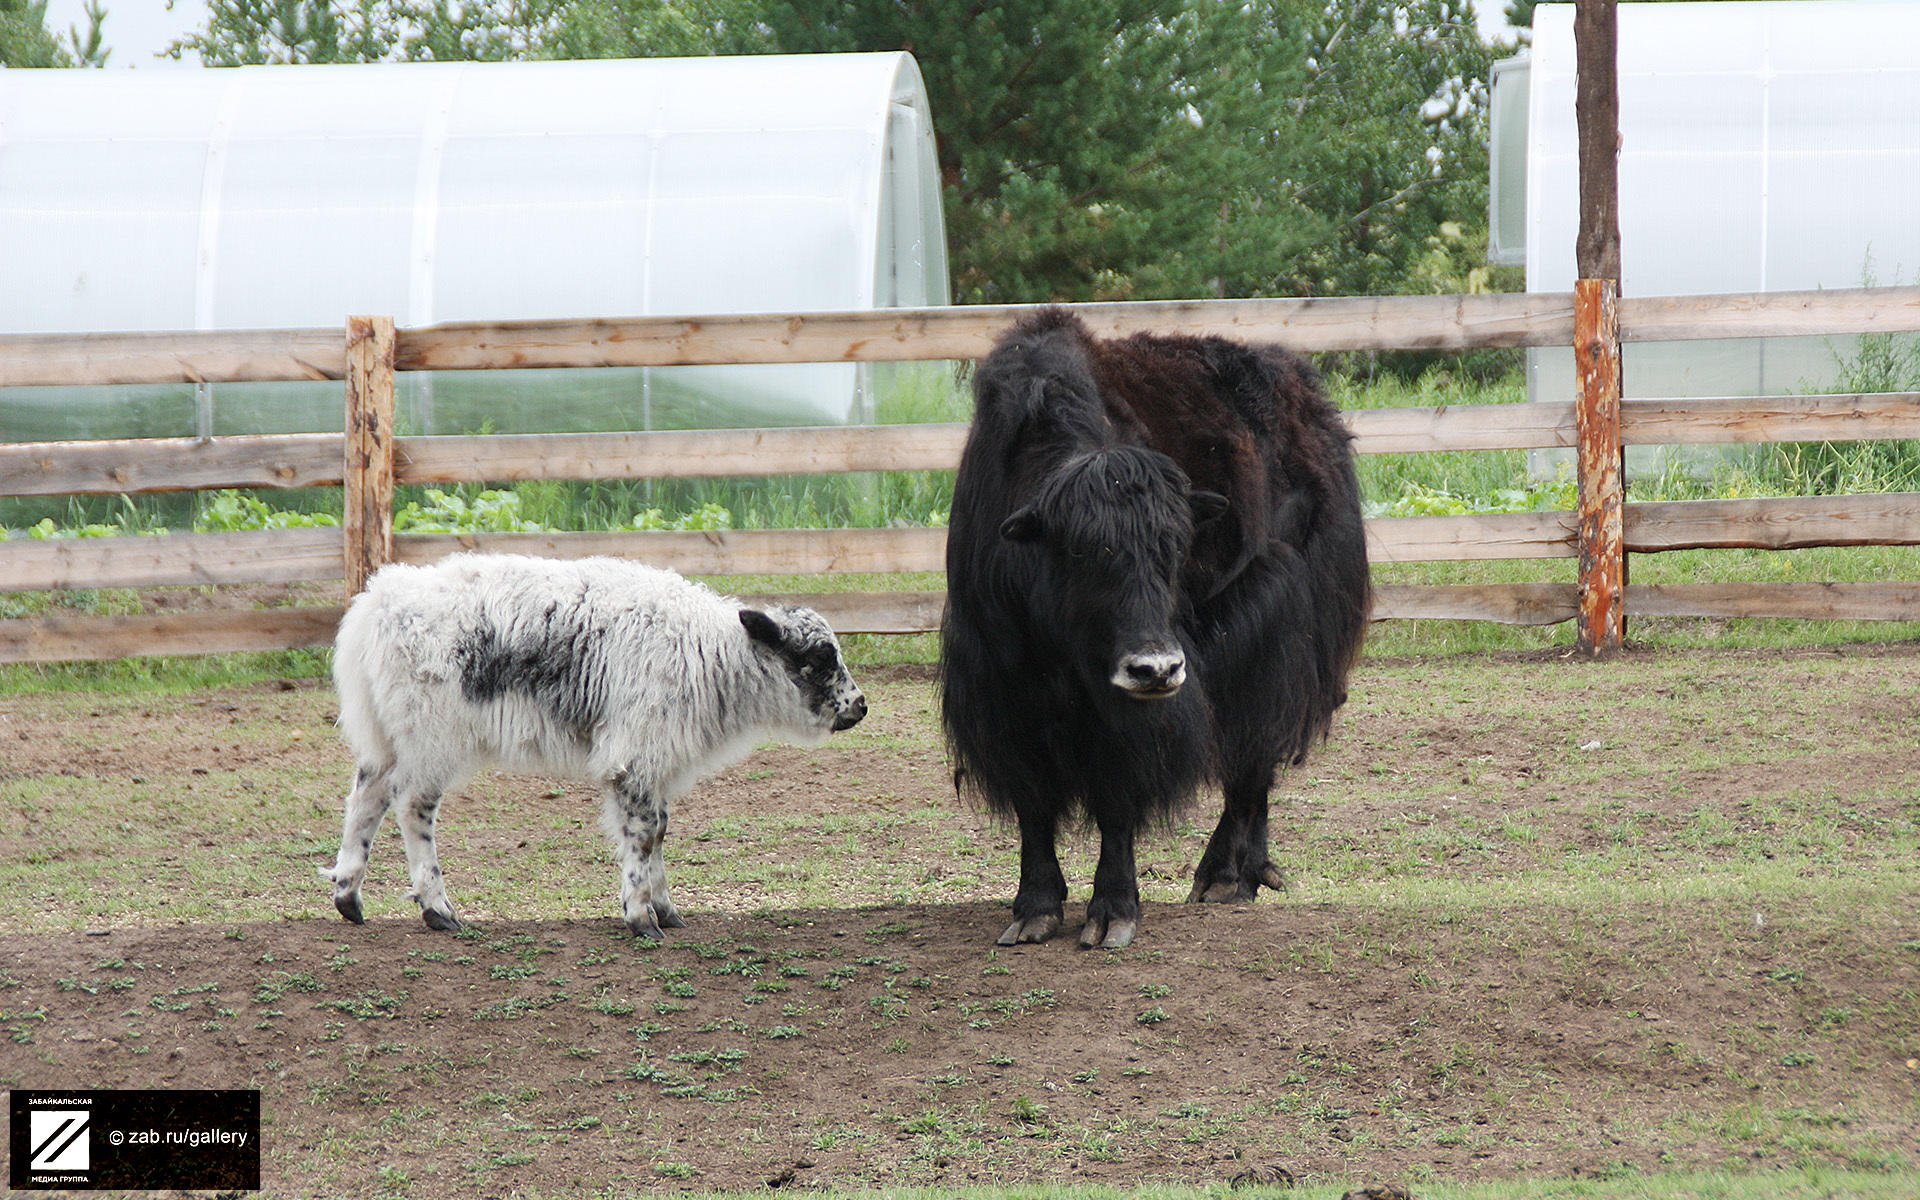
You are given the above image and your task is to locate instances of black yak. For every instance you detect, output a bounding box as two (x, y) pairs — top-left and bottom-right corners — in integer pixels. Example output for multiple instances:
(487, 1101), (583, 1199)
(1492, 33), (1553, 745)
(939, 309), (1370, 948)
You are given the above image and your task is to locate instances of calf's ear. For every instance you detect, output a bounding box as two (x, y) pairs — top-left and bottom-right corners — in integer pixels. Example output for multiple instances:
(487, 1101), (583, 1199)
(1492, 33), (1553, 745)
(739, 609), (784, 648)
(999, 506), (1043, 542)
(1190, 490), (1230, 525)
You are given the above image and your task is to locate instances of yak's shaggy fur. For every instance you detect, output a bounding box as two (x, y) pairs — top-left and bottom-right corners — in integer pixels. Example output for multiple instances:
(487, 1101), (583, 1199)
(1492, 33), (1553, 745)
(940, 309), (1370, 948)
(324, 552), (866, 938)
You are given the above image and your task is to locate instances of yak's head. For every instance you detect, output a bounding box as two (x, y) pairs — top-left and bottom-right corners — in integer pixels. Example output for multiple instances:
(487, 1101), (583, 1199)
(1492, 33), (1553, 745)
(999, 446), (1227, 701)
(740, 604), (867, 736)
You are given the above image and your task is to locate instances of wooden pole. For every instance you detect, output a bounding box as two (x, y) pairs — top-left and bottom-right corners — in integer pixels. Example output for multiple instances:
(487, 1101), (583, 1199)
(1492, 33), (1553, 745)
(343, 316), (397, 596)
(1575, 279), (1625, 651)
(1574, 0), (1625, 654)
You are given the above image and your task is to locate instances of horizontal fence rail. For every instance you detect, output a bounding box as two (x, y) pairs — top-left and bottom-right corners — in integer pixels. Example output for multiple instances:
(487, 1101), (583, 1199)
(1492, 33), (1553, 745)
(8, 390), (1917, 499)
(4, 287), (1920, 662)
(8, 285), (1920, 388)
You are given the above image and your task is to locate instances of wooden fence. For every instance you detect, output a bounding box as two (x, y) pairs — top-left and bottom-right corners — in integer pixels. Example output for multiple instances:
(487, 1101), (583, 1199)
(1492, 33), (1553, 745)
(4, 288), (1920, 663)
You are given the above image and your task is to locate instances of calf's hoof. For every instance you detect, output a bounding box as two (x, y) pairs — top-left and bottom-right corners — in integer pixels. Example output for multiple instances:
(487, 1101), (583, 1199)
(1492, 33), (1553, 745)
(333, 894), (366, 925)
(996, 912), (1060, 946)
(422, 908), (462, 932)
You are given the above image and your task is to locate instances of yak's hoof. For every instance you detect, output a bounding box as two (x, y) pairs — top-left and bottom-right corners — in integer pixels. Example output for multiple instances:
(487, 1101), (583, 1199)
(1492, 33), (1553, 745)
(334, 894), (366, 925)
(1078, 915), (1136, 950)
(656, 907), (687, 930)
(626, 916), (664, 942)
(996, 913), (1060, 946)
(422, 908), (462, 932)
(1187, 861), (1286, 904)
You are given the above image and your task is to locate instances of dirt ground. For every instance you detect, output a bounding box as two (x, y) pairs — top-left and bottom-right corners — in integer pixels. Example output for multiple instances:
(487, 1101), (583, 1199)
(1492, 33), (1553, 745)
(2, 644), (1918, 1196)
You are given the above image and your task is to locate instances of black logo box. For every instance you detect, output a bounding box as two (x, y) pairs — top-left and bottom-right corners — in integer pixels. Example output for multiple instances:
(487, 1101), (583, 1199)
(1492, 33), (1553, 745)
(9, 1089), (260, 1192)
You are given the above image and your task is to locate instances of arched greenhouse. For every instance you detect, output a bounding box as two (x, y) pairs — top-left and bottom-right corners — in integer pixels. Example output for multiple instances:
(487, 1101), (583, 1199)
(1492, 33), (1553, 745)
(0, 52), (950, 442)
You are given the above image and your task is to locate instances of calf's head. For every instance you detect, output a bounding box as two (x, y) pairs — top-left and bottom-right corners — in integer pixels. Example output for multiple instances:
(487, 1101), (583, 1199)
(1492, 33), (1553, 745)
(739, 604), (867, 734)
(999, 446), (1227, 700)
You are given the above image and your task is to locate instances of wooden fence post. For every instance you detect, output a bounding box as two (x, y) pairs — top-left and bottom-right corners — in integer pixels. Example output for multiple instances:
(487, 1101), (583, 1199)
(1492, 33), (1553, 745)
(344, 316), (397, 596)
(1573, 0), (1625, 654)
(1574, 279), (1625, 653)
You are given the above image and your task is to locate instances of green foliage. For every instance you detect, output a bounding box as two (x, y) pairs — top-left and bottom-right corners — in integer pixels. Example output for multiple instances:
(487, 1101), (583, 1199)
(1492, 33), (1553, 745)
(195, 491), (341, 533)
(631, 502), (732, 532)
(1753, 331), (1920, 496)
(392, 488), (546, 534)
(180, 1), (1501, 309)
(0, 0), (104, 66)
(1366, 477), (1576, 520)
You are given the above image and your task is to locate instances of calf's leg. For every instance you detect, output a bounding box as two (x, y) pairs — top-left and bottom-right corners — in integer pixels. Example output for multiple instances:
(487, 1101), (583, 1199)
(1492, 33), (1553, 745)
(998, 806), (1066, 945)
(322, 764), (394, 924)
(604, 774), (684, 940)
(393, 785), (461, 931)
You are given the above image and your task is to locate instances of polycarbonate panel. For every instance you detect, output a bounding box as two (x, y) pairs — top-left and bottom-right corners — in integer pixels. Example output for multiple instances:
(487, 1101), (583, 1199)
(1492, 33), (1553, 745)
(1487, 57), (1528, 267)
(0, 141), (205, 333)
(1523, 1), (1920, 423)
(0, 53), (948, 437)
(212, 137), (420, 328)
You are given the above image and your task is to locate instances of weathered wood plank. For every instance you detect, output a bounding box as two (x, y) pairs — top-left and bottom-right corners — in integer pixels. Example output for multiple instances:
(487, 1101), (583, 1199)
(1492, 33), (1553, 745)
(394, 294), (1579, 373)
(8, 390), (1909, 500)
(344, 317), (397, 595)
(0, 327), (346, 388)
(390, 528), (952, 577)
(1626, 493), (1920, 551)
(397, 424), (972, 485)
(1345, 403), (1577, 454)
(0, 529), (342, 593)
(1371, 583), (1579, 624)
(7, 288), (1920, 391)
(1628, 582), (1920, 621)
(1621, 392), (1920, 445)
(1365, 511), (1578, 562)
(739, 590), (947, 635)
(0, 606), (345, 664)
(1621, 287), (1920, 343)
(0, 433), (343, 497)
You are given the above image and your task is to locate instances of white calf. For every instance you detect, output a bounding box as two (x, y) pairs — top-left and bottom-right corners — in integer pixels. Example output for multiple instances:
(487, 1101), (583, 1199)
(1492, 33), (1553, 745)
(322, 553), (866, 938)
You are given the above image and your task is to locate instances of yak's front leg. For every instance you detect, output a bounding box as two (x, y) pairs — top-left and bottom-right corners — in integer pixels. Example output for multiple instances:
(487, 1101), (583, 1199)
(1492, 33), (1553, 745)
(1189, 761), (1287, 904)
(604, 772), (684, 940)
(1081, 805), (1141, 949)
(998, 805), (1066, 945)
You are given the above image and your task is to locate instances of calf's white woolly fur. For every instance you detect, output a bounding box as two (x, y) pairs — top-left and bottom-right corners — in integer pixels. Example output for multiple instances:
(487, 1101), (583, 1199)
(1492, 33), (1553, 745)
(322, 552), (865, 938)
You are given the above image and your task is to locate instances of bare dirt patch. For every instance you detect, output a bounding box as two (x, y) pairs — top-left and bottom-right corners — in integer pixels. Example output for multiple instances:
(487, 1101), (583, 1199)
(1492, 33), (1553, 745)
(2, 644), (1918, 1195)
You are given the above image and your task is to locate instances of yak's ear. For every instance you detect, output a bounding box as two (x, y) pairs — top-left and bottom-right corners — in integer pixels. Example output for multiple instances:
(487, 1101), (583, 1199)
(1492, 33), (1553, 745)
(739, 608), (783, 648)
(1190, 490), (1230, 526)
(999, 506), (1043, 543)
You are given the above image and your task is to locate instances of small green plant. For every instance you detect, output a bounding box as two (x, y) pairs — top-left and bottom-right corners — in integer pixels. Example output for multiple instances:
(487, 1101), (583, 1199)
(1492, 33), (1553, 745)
(195, 491), (339, 532)
(1137, 1006), (1171, 1026)
(394, 488), (544, 534)
(631, 502), (733, 532)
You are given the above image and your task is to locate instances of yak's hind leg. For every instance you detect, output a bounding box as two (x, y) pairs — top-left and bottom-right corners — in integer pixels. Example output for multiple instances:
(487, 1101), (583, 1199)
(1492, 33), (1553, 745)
(604, 772), (685, 941)
(1188, 759), (1287, 904)
(393, 783), (462, 931)
(998, 806), (1066, 945)
(321, 764), (395, 924)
